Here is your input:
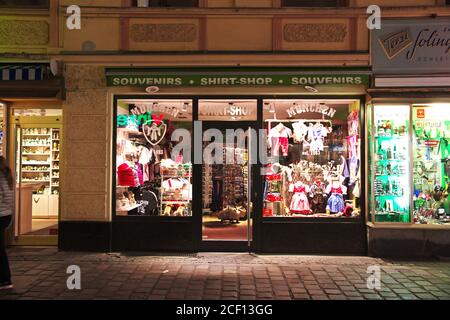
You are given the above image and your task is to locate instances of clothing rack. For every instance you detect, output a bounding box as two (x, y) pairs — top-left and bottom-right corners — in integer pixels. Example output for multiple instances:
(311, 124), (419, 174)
(266, 119), (333, 131)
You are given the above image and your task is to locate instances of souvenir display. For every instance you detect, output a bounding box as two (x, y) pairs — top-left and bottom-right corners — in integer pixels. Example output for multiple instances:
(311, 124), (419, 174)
(412, 106), (450, 224)
(263, 102), (361, 218)
(372, 106), (410, 222)
(115, 101), (193, 216)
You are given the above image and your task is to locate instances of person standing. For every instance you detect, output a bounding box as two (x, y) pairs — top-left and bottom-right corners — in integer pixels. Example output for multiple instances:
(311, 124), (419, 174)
(0, 156), (14, 289)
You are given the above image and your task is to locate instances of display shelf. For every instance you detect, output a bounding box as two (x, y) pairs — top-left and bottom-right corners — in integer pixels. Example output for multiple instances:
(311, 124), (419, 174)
(161, 163), (192, 217)
(22, 153), (50, 156)
(22, 144), (51, 147)
(22, 162), (50, 165)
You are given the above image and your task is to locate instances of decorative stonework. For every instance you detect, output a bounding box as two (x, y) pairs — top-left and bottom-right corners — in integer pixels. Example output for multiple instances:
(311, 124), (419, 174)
(130, 23), (197, 42)
(65, 65), (106, 91)
(0, 20), (48, 45)
(284, 23), (347, 43)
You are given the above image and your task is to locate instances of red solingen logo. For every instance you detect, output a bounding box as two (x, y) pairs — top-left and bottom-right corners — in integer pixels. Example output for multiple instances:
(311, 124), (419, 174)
(378, 28), (413, 60)
(417, 109), (425, 119)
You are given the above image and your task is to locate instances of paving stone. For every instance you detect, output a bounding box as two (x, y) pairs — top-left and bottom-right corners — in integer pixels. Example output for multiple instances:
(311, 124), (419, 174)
(328, 295), (347, 300)
(1, 248), (450, 301)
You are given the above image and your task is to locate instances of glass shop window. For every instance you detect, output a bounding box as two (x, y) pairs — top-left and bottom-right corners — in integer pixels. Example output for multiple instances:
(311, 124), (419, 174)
(115, 99), (193, 217)
(412, 104), (450, 225)
(0, 0), (48, 7)
(262, 100), (362, 218)
(282, 0), (346, 7)
(370, 105), (411, 223)
(135, 0), (198, 7)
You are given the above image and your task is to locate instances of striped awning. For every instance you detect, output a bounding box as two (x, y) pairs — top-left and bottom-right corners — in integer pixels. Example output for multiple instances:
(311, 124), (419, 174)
(0, 64), (49, 81)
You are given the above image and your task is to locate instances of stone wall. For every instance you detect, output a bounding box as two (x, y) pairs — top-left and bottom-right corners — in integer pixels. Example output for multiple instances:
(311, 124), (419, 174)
(61, 64), (111, 222)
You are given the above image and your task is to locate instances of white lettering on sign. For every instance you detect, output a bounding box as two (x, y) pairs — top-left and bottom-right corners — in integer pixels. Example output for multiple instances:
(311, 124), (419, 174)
(132, 103), (180, 118)
(112, 77), (182, 86)
(286, 103), (337, 118)
(200, 77), (273, 86)
(291, 76), (363, 85)
(200, 105), (251, 117)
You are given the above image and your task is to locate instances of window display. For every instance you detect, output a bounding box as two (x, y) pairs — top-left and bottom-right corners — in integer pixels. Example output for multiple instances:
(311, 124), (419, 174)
(263, 100), (362, 218)
(371, 105), (410, 223)
(412, 104), (450, 225)
(369, 103), (450, 225)
(115, 100), (192, 217)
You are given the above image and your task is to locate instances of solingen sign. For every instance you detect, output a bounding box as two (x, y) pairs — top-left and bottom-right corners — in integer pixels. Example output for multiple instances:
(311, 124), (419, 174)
(372, 18), (450, 74)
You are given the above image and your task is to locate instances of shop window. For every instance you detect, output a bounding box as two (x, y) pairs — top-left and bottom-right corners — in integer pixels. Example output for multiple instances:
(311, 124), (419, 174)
(115, 100), (193, 217)
(262, 100), (362, 218)
(369, 105), (411, 223)
(0, 0), (48, 7)
(412, 104), (450, 225)
(282, 0), (346, 7)
(135, 0), (198, 7)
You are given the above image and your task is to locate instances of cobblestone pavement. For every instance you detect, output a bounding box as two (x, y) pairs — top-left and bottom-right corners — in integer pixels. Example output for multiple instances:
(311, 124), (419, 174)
(0, 247), (449, 300)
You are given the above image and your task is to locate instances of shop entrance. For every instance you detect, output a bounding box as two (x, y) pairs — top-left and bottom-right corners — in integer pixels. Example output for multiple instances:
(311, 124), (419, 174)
(11, 109), (62, 245)
(198, 99), (259, 251)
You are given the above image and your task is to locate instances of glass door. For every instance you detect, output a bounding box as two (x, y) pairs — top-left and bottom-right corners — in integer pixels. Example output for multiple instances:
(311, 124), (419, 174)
(199, 99), (257, 248)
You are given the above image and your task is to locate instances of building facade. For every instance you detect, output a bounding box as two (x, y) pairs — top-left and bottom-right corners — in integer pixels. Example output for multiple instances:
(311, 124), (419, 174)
(1, 0), (449, 257)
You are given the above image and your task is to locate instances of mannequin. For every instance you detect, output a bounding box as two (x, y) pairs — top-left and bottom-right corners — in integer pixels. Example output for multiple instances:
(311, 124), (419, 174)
(326, 175), (347, 214)
(289, 180), (311, 214)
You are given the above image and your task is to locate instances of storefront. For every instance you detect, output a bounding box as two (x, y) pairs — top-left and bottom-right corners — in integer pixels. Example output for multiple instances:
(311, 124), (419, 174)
(0, 63), (64, 246)
(367, 18), (450, 258)
(106, 68), (369, 254)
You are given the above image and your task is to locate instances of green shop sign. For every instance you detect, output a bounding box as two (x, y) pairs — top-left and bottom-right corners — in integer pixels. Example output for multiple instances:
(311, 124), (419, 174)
(106, 68), (370, 87)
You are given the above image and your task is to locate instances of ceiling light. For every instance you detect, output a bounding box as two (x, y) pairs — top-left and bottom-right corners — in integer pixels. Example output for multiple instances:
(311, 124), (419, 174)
(145, 86), (159, 94)
(305, 85), (319, 93)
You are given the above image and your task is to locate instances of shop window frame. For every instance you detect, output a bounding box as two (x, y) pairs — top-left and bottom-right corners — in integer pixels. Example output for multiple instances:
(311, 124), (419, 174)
(112, 95), (196, 222)
(112, 94), (367, 225)
(368, 104), (414, 225)
(261, 97), (366, 223)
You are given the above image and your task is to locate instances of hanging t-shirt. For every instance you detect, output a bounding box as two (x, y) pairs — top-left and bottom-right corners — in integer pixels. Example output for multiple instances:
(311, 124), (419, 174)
(268, 124), (292, 157)
(138, 146), (153, 165)
(134, 189), (158, 216)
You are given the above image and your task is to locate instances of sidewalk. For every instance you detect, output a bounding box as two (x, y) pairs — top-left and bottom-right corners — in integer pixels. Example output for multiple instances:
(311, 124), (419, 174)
(1, 247), (449, 300)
